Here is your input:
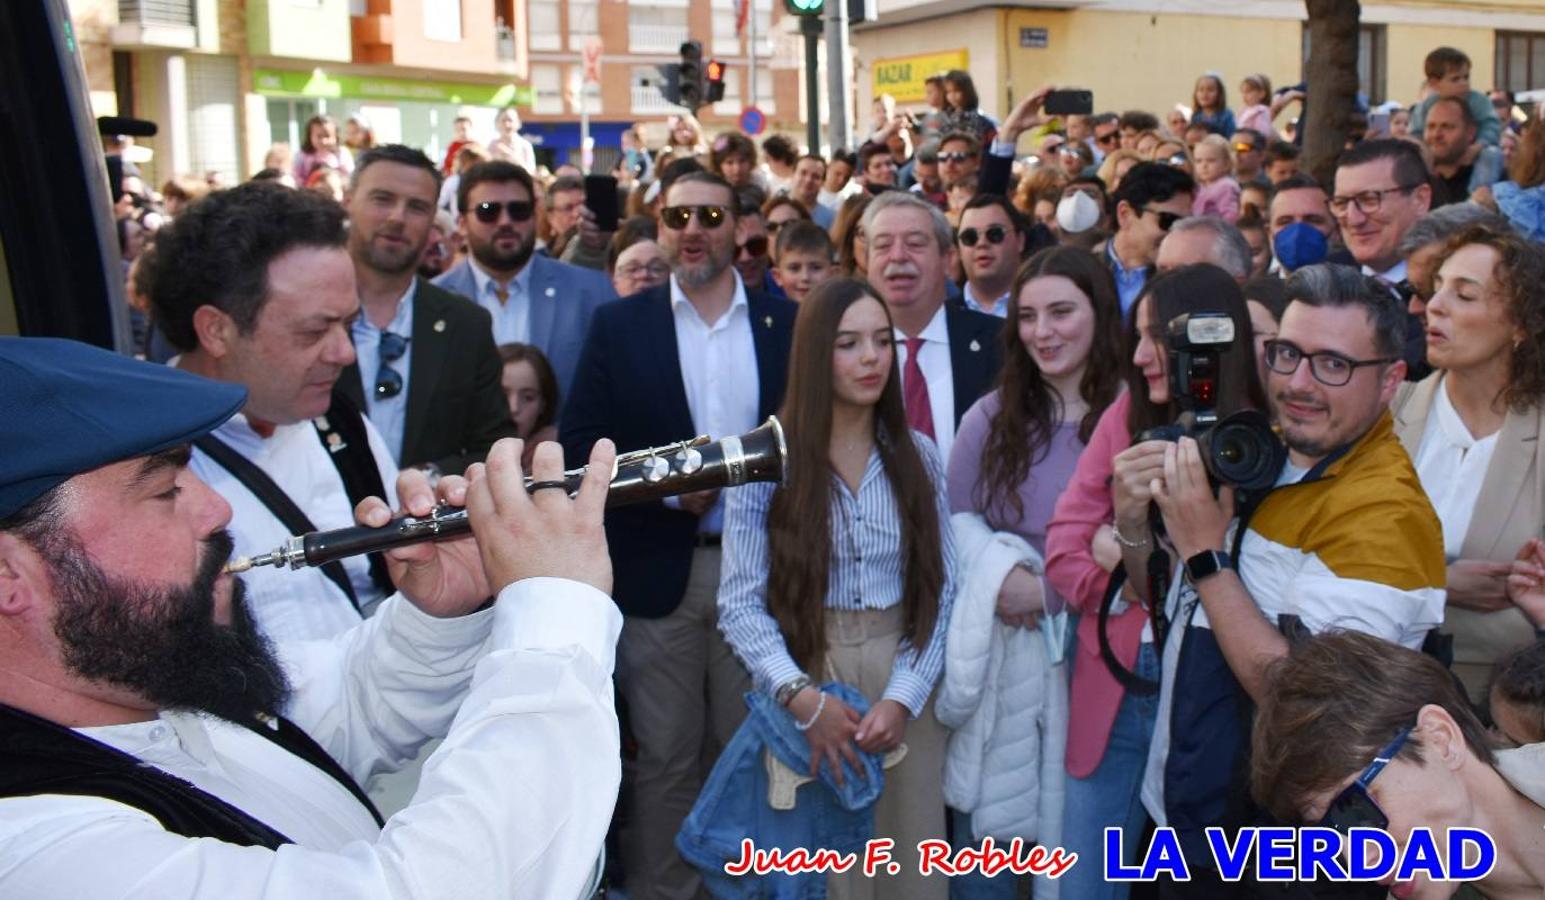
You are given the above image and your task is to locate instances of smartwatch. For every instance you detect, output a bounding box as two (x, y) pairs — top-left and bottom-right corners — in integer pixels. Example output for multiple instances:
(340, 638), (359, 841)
(1185, 549), (1234, 583)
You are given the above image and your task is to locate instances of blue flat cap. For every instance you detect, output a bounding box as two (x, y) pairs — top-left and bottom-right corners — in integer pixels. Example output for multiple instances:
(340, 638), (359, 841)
(0, 337), (247, 518)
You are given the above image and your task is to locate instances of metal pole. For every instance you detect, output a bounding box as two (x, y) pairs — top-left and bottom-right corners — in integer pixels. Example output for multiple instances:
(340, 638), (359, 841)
(823, 0), (850, 151)
(801, 15), (821, 152)
(746, 0), (757, 116)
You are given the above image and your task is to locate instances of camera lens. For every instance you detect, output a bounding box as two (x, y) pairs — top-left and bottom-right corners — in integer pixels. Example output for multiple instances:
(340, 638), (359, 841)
(1200, 410), (1285, 493)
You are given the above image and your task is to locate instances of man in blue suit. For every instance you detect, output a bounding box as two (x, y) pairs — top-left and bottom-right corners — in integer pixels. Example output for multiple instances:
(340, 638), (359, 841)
(561, 171), (796, 900)
(432, 160), (615, 401)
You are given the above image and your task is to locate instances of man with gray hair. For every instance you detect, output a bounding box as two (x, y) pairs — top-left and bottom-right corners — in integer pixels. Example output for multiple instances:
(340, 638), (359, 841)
(862, 190), (1001, 463)
(1395, 203), (1513, 317)
(1155, 216), (1253, 281)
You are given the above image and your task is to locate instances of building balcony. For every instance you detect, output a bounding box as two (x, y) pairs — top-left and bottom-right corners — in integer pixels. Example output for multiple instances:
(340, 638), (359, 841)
(111, 0), (197, 48)
(631, 84), (686, 115)
(629, 23), (690, 54)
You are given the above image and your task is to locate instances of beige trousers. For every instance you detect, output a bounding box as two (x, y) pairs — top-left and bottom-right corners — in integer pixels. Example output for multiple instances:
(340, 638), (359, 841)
(618, 546), (751, 900)
(824, 606), (949, 900)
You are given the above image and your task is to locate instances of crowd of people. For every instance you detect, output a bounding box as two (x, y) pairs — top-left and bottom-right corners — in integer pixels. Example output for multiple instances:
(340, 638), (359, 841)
(7, 45), (1545, 900)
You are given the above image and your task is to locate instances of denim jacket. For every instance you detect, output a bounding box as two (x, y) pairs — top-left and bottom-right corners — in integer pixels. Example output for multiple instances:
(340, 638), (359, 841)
(676, 683), (886, 899)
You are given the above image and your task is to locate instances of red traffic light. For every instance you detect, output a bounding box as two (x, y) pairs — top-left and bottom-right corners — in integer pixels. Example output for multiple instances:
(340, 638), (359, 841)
(706, 59), (725, 83)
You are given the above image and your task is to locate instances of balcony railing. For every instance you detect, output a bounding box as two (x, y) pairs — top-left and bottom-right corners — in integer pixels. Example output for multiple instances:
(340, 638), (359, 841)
(496, 23), (517, 61)
(119, 0), (195, 27)
(631, 84), (686, 115)
(628, 23), (690, 54)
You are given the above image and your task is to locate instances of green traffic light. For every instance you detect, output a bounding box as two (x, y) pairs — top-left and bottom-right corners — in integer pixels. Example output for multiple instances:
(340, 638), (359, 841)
(783, 0), (824, 14)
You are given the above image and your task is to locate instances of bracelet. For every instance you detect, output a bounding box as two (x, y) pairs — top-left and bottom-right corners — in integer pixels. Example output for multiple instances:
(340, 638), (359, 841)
(775, 674), (813, 708)
(795, 691), (827, 731)
(1111, 522), (1151, 549)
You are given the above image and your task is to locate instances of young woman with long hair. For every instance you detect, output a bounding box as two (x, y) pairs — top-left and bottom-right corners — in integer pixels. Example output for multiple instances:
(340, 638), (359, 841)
(942, 246), (1126, 896)
(719, 277), (957, 899)
(1043, 264), (1266, 900)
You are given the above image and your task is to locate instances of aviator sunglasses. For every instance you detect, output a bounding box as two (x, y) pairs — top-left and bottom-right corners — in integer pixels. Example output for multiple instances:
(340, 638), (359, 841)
(661, 205), (729, 230)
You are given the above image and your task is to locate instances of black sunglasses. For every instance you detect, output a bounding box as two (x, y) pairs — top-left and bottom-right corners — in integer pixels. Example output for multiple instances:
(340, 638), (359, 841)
(1319, 726), (1411, 833)
(958, 225), (1009, 247)
(938, 151), (973, 164)
(375, 331), (408, 400)
(661, 204), (729, 230)
(1138, 207), (1184, 231)
(738, 235), (769, 257)
(472, 200), (535, 224)
(1095, 131), (1119, 146)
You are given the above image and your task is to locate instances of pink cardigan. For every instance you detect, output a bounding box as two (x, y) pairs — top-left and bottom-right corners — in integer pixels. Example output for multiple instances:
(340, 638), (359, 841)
(1043, 392), (1148, 779)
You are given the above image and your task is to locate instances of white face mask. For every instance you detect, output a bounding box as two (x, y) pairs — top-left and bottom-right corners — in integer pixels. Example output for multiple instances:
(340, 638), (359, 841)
(1057, 190), (1101, 234)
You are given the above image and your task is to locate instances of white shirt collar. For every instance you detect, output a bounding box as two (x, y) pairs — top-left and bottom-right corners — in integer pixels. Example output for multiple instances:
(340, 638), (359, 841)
(962, 282), (1009, 316)
(895, 304), (949, 345)
(1361, 259), (1408, 284)
(668, 269), (749, 325)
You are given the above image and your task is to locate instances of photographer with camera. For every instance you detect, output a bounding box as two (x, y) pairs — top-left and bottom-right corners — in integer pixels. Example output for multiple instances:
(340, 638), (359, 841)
(1044, 263), (1265, 900)
(1133, 263), (1447, 892)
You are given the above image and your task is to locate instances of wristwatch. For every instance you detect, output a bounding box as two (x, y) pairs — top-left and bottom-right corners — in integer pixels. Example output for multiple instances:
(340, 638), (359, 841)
(1184, 549), (1234, 583)
(775, 674), (813, 708)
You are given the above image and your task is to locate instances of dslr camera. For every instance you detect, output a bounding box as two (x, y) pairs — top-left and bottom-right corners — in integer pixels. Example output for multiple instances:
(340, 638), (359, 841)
(1137, 312), (1284, 493)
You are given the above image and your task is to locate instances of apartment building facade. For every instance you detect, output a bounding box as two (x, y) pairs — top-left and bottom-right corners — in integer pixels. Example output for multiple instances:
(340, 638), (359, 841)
(72, 0), (812, 184)
(854, 0), (1545, 151)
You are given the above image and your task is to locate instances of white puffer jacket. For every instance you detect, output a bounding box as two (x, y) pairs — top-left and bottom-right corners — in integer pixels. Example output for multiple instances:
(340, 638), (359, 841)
(937, 512), (1069, 900)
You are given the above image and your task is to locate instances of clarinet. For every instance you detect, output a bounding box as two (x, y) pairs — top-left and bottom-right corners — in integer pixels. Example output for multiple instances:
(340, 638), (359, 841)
(223, 417), (787, 574)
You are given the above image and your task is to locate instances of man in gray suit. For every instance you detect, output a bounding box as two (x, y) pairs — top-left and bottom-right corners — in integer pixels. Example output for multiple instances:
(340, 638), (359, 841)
(433, 161), (616, 399)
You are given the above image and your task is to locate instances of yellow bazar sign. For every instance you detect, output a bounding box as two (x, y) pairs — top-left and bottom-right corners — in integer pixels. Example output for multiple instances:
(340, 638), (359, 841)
(871, 50), (969, 103)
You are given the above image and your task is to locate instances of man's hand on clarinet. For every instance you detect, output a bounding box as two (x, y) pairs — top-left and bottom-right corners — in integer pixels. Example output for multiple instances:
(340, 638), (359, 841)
(355, 465), (492, 618)
(466, 437), (615, 596)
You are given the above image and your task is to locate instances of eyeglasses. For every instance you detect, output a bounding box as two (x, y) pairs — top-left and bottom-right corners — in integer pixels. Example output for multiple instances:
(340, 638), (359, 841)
(1328, 184), (1422, 217)
(938, 151), (973, 164)
(1319, 726), (1411, 833)
(1138, 207), (1185, 232)
(957, 224), (1009, 247)
(1165, 153), (1190, 167)
(737, 235), (769, 258)
(661, 204), (729, 230)
(472, 200), (535, 224)
(375, 330), (408, 399)
(1095, 131), (1119, 146)
(1263, 339), (1399, 387)
(1233, 142), (1257, 154)
(617, 260), (671, 281)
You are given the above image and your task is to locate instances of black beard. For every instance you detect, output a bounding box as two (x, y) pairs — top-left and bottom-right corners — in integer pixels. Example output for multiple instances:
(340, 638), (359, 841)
(469, 229), (534, 273)
(47, 528), (291, 723)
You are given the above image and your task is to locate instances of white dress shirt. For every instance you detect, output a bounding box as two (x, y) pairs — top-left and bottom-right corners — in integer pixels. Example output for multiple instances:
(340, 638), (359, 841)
(895, 305), (958, 465)
(669, 271), (761, 534)
(1412, 375), (1501, 560)
(0, 579), (623, 900)
(190, 411), (400, 643)
(350, 280), (417, 463)
(470, 257), (534, 346)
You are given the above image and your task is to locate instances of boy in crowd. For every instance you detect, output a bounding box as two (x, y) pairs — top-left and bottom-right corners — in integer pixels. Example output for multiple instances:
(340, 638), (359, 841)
(1408, 46), (1503, 146)
(1264, 140), (1301, 184)
(770, 220), (835, 303)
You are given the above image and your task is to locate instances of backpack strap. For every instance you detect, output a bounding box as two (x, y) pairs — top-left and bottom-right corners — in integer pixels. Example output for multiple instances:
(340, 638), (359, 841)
(193, 433), (360, 612)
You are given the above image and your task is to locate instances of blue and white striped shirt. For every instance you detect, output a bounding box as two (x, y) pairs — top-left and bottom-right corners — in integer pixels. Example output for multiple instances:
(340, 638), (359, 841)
(717, 431), (958, 717)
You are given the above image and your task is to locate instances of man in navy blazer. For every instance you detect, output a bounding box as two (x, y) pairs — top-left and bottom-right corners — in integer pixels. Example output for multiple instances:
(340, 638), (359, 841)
(431, 160), (615, 401)
(863, 190), (1002, 466)
(561, 171), (795, 900)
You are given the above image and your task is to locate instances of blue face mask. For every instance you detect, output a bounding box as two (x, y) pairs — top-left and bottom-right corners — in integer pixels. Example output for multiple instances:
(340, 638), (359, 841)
(1273, 222), (1329, 272)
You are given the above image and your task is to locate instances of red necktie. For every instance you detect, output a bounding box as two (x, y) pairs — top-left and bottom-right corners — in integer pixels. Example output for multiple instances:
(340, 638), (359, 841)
(903, 336), (935, 440)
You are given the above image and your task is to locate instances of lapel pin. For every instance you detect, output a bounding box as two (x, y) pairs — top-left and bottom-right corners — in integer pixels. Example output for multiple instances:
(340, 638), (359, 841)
(433, 319), (446, 333)
(545, 287), (556, 297)
(326, 433), (347, 453)
(969, 339), (981, 352)
(764, 315), (773, 329)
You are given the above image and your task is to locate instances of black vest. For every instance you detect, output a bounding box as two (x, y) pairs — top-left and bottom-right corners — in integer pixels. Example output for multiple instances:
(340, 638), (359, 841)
(0, 703), (383, 847)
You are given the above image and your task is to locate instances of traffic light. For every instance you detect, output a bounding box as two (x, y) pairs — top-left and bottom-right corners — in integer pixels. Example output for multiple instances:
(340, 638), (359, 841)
(653, 64), (681, 106)
(705, 58), (726, 104)
(784, 0), (823, 14)
(678, 40), (704, 111)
